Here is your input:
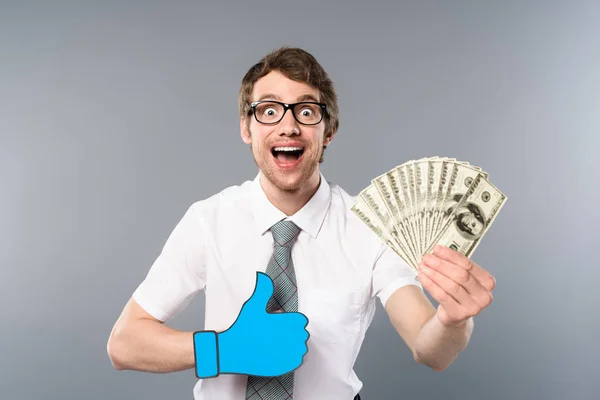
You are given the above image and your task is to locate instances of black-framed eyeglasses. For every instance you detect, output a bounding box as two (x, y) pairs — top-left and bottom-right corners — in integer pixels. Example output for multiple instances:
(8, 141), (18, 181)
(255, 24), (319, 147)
(248, 100), (327, 125)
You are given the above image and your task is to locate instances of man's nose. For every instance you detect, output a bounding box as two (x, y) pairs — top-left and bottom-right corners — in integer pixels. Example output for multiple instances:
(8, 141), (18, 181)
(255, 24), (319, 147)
(278, 108), (300, 136)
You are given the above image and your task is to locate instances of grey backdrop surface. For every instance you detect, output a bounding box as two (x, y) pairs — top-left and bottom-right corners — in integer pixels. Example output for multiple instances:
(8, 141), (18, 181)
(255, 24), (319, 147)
(2, 1), (599, 399)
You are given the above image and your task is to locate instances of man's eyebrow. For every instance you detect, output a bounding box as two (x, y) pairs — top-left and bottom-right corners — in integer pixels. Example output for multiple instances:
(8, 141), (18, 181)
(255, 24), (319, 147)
(296, 94), (320, 102)
(257, 93), (281, 101)
(255, 93), (320, 103)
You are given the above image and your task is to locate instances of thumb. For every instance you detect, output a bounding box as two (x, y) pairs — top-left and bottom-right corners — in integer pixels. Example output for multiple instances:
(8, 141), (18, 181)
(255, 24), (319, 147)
(243, 272), (274, 315)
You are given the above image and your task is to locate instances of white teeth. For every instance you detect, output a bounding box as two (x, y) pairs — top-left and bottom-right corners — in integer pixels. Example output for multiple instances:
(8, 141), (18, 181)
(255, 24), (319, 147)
(273, 147), (303, 151)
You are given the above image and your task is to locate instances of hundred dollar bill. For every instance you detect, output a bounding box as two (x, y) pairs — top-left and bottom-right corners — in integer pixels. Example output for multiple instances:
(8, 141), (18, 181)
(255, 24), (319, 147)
(395, 164), (420, 258)
(372, 173), (419, 266)
(429, 159), (453, 249)
(435, 162), (460, 238)
(424, 159), (441, 250)
(424, 173), (507, 257)
(356, 185), (415, 268)
(351, 196), (417, 272)
(436, 162), (489, 239)
(413, 159), (428, 256)
(405, 161), (422, 256)
(387, 166), (419, 258)
(388, 167), (420, 262)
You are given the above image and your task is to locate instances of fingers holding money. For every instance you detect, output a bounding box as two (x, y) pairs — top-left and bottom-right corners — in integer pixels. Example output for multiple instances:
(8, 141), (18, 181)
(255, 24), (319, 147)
(418, 260), (484, 315)
(416, 272), (466, 325)
(432, 244), (496, 292)
(418, 245), (494, 325)
(418, 264), (470, 304)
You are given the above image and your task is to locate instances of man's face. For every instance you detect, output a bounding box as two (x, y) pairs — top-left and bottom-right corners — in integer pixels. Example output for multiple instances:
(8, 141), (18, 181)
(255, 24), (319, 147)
(240, 70), (333, 192)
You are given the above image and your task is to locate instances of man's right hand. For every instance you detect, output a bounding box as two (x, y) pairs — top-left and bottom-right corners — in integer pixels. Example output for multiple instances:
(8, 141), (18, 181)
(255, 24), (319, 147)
(194, 272), (309, 378)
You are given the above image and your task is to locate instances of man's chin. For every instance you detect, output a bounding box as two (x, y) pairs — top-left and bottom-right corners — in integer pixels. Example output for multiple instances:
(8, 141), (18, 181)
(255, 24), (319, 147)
(267, 173), (305, 192)
(261, 166), (314, 192)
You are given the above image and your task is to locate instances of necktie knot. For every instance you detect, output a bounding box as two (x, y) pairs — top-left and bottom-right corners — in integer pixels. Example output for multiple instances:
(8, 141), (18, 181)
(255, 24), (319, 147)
(271, 220), (301, 249)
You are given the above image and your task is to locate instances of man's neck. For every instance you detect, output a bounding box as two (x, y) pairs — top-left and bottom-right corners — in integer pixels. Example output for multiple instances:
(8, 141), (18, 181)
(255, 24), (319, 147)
(261, 171), (321, 216)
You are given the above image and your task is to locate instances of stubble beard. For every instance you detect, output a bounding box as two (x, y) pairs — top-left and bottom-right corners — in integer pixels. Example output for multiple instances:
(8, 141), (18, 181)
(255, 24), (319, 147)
(250, 142), (323, 193)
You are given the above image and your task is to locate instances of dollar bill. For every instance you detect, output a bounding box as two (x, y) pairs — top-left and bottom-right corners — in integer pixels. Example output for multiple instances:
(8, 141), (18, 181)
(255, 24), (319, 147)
(413, 159), (429, 256)
(425, 159), (443, 251)
(436, 161), (460, 238)
(372, 172), (419, 266)
(388, 166), (420, 257)
(357, 185), (417, 269)
(435, 162), (489, 242)
(425, 173), (507, 257)
(396, 164), (421, 258)
(405, 161), (422, 256)
(351, 196), (417, 272)
(429, 159), (452, 248)
(352, 157), (505, 272)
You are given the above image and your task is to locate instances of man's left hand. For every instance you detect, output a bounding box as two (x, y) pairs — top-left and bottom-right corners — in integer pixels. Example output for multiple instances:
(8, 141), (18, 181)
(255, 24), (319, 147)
(418, 245), (496, 328)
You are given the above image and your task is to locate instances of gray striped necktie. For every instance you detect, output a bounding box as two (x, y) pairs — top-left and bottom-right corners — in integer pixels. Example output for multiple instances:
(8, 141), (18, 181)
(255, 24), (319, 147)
(245, 219), (301, 400)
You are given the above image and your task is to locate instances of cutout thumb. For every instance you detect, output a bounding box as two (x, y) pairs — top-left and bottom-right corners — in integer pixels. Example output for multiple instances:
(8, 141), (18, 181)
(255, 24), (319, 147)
(245, 272), (274, 313)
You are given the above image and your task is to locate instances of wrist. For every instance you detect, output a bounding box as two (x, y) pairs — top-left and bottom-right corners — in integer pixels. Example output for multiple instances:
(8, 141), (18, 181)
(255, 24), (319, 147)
(435, 311), (471, 329)
(193, 331), (220, 378)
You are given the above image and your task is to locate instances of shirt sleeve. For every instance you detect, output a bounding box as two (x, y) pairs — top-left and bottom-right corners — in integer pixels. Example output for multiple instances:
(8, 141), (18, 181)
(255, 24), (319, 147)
(372, 243), (422, 308)
(132, 201), (207, 322)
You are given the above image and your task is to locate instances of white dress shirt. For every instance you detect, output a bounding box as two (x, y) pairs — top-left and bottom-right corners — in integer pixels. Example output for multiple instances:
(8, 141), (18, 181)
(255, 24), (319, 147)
(132, 171), (422, 400)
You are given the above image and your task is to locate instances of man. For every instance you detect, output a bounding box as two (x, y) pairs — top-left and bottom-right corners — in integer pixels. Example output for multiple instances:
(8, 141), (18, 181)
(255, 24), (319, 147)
(107, 47), (496, 400)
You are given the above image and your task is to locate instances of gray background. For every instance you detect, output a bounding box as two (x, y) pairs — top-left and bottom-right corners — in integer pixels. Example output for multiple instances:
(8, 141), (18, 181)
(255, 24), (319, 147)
(2, 1), (598, 399)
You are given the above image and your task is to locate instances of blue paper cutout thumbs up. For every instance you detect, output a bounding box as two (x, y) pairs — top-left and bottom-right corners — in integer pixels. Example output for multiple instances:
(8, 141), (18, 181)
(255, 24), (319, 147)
(193, 272), (310, 379)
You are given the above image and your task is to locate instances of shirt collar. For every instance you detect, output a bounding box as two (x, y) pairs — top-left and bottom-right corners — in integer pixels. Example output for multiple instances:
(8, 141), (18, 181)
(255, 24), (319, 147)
(251, 171), (331, 239)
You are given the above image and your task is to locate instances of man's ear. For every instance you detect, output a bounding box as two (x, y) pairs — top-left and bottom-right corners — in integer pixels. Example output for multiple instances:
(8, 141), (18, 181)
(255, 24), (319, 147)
(240, 117), (252, 144)
(323, 129), (336, 146)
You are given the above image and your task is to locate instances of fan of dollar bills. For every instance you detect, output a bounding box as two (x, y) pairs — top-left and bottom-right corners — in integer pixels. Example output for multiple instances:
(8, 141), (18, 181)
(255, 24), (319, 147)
(351, 157), (507, 274)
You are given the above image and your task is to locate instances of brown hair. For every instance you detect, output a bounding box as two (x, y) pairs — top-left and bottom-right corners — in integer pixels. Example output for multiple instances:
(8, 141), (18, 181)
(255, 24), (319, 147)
(238, 47), (340, 136)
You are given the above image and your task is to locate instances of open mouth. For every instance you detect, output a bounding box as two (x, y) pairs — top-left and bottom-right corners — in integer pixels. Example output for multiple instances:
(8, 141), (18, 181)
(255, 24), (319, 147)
(270, 146), (305, 163)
